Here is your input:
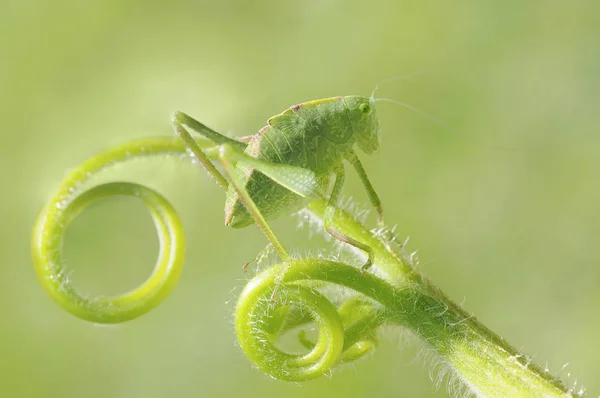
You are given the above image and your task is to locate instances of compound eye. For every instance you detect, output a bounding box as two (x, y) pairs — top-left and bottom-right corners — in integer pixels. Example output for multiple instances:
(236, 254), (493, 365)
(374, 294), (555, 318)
(359, 103), (371, 114)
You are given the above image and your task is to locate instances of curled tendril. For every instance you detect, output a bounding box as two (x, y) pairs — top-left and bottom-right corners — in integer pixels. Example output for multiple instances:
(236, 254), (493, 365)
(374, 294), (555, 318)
(31, 137), (197, 323)
(235, 259), (393, 381)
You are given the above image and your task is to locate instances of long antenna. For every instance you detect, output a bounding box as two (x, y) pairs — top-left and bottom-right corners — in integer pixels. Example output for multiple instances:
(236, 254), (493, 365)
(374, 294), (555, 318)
(374, 98), (514, 152)
(370, 69), (429, 99)
(374, 98), (457, 135)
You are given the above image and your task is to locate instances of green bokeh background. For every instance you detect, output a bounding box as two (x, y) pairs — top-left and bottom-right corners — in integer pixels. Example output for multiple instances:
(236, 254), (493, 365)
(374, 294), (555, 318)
(2, 1), (599, 397)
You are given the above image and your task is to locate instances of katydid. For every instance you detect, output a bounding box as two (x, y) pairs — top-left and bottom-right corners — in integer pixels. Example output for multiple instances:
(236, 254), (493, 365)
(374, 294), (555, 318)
(173, 95), (384, 269)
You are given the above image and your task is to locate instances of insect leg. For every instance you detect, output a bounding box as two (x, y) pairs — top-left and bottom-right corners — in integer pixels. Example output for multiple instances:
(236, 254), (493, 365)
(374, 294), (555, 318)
(173, 113), (292, 276)
(172, 111), (251, 191)
(242, 243), (275, 272)
(325, 167), (375, 270)
(173, 111), (248, 150)
(346, 150), (384, 228)
(218, 145), (291, 263)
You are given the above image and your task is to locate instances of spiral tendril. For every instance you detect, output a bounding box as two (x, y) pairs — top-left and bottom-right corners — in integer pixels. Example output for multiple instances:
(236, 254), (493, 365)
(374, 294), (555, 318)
(31, 137), (195, 323)
(235, 259), (395, 381)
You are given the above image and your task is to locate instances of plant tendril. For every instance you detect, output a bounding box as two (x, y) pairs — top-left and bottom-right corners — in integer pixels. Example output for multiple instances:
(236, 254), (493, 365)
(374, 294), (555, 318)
(32, 138), (582, 396)
(31, 137), (203, 323)
(236, 260), (387, 381)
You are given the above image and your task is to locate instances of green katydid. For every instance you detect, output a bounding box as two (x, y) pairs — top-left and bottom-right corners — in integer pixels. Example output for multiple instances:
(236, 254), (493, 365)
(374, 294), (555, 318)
(173, 95), (386, 269)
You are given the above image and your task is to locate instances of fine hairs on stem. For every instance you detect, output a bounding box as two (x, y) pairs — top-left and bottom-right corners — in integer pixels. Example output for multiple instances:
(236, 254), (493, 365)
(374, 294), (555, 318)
(32, 136), (583, 397)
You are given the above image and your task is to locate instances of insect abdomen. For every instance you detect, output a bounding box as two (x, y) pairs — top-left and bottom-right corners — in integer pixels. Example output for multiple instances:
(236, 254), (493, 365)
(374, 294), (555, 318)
(224, 124), (324, 228)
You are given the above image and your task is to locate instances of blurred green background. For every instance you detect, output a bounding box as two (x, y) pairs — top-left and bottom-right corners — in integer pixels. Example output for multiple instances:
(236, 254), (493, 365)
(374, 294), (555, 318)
(2, 1), (599, 397)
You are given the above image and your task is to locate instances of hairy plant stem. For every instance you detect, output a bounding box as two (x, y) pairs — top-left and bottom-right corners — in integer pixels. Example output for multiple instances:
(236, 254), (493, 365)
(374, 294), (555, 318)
(282, 200), (579, 396)
(32, 137), (581, 397)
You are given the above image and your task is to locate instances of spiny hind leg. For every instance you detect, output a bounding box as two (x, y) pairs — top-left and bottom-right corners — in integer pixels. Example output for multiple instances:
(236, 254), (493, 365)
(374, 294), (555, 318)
(217, 143), (329, 297)
(325, 166), (375, 270)
(171, 111), (240, 190)
(173, 111), (248, 150)
(217, 144), (295, 299)
(172, 113), (278, 270)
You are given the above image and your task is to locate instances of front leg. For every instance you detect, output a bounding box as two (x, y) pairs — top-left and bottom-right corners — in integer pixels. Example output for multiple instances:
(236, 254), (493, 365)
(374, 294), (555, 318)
(346, 150), (384, 228)
(324, 166), (375, 270)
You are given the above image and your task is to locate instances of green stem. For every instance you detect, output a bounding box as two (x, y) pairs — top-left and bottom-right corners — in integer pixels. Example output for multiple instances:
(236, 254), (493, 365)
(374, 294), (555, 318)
(31, 138), (582, 396)
(296, 200), (580, 396)
(235, 200), (581, 395)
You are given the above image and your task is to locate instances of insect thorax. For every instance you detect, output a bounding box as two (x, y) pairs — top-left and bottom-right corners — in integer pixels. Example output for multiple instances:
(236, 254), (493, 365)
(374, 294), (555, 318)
(224, 95), (378, 228)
